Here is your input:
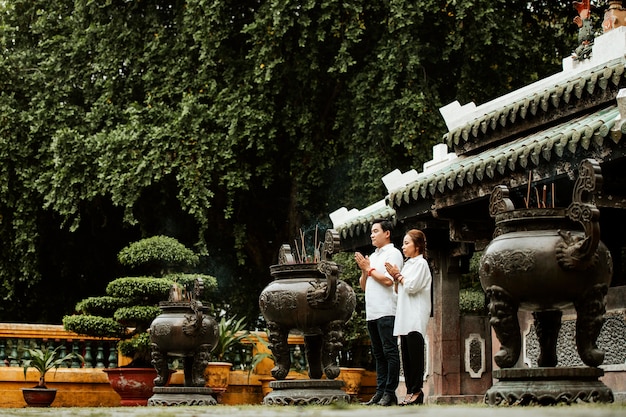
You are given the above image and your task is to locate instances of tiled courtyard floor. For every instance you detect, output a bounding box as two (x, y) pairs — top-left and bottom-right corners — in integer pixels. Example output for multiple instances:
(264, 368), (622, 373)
(0, 403), (624, 417)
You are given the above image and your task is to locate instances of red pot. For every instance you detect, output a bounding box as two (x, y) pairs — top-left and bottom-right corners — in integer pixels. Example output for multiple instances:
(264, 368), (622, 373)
(103, 368), (159, 406)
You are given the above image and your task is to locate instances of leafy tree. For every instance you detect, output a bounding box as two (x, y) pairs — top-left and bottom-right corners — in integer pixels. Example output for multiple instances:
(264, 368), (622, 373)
(0, 0), (578, 324)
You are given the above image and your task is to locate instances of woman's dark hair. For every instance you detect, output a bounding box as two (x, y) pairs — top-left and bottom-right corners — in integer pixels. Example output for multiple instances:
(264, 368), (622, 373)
(406, 229), (427, 257)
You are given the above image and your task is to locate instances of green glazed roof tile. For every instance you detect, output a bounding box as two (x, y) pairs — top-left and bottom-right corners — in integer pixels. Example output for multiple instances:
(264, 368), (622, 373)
(444, 59), (626, 149)
(387, 105), (621, 211)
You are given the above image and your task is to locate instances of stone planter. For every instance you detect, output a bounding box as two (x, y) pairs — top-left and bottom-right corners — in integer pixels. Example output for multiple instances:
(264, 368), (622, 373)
(258, 231), (355, 405)
(148, 278), (219, 406)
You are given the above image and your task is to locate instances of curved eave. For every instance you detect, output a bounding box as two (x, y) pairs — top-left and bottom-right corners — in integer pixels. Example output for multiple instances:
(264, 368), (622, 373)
(334, 206), (397, 241)
(391, 105), (622, 210)
(444, 60), (625, 149)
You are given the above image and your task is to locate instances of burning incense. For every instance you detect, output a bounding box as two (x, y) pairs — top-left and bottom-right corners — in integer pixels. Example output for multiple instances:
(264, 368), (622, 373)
(526, 170), (532, 208)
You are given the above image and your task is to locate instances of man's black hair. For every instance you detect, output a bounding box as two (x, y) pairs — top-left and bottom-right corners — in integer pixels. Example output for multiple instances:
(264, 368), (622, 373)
(372, 218), (394, 233)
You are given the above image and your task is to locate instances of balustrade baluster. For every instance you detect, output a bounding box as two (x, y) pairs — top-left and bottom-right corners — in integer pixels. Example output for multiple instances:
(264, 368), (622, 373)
(233, 350), (242, 369)
(83, 341), (93, 368)
(0, 341), (6, 366)
(21, 340), (31, 363)
(9, 339), (18, 366)
(95, 343), (105, 368)
(59, 343), (69, 368)
(71, 343), (82, 368)
(107, 344), (117, 368)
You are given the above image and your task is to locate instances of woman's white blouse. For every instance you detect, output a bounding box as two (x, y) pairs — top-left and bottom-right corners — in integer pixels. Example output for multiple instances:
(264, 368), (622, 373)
(393, 254), (432, 336)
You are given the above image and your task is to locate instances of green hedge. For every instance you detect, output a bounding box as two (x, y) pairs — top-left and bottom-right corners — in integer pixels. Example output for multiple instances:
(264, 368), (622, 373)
(106, 277), (172, 300)
(459, 289), (487, 315)
(63, 236), (217, 366)
(114, 305), (162, 326)
(63, 315), (125, 338)
(75, 296), (133, 316)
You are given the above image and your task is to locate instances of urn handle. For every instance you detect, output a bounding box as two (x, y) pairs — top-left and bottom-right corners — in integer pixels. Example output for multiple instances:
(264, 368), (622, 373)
(322, 229), (341, 261)
(565, 158), (602, 261)
(306, 260), (339, 309)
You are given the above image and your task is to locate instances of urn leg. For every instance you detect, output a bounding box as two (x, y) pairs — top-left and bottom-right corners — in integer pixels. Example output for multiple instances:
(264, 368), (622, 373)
(574, 283), (608, 367)
(486, 285), (521, 368)
(321, 320), (343, 380)
(267, 321), (290, 380)
(150, 343), (169, 386)
(183, 356), (193, 386)
(304, 334), (324, 379)
(533, 310), (562, 367)
(191, 344), (211, 387)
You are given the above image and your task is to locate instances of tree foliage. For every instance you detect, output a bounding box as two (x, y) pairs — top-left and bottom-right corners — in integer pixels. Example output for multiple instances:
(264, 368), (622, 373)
(1, 0), (577, 323)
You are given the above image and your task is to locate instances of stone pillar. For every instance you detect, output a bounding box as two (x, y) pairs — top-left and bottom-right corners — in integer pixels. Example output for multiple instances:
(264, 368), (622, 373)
(427, 249), (462, 400)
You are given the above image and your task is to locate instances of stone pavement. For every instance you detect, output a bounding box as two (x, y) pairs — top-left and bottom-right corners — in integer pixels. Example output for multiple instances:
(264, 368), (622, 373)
(0, 403), (624, 417)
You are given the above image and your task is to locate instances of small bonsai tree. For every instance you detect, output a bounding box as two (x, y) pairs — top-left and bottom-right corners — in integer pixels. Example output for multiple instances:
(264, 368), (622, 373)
(22, 346), (84, 388)
(63, 235), (217, 367)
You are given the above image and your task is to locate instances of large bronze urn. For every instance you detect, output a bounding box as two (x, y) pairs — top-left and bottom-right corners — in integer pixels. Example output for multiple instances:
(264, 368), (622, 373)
(479, 159), (614, 405)
(258, 230), (356, 404)
(148, 278), (219, 406)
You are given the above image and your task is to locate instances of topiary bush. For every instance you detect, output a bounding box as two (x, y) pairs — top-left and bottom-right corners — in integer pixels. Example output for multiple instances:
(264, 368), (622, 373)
(117, 235), (199, 270)
(63, 235), (217, 367)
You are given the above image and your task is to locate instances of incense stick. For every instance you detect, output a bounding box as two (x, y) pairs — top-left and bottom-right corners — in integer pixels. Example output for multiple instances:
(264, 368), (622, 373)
(526, 170), (532, 209)
(294, 239), (302, 263)
(314, 225), (318, 263)
(535, 187), (541, 208)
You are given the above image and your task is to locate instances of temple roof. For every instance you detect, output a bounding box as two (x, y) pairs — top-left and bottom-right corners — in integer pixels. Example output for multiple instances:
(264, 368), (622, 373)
(444, 59), (624, 154)
(334, 105), (622, 240)
(390, 105), (621, 209)
(330, 27), (626, 243)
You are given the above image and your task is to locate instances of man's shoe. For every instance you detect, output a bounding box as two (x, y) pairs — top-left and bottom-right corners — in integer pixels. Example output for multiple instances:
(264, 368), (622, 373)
(362, 392), (383, 405)
(377, 392), (398, 406)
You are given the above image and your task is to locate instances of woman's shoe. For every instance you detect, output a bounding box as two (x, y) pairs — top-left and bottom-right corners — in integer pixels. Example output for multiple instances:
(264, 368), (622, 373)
(405, 390), (424, 405)
(399, 393), (413, 406)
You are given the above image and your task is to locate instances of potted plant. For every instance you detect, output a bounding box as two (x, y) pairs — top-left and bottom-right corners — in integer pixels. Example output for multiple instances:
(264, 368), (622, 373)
(205, 315), (249, 396)
(63, 235), (217, 406)
(20, 346), (84, 407)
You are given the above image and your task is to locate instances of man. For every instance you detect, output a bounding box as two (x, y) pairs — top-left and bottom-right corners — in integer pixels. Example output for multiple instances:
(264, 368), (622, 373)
(354, 219), (403, 406)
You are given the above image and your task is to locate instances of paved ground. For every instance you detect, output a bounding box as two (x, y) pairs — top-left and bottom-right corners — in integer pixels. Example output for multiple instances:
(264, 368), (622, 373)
(0, 403), (624, 417)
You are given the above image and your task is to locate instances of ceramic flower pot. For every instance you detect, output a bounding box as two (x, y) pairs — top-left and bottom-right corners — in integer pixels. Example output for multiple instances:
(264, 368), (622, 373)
(21, 387), (57, 407)
(103, 367), (159, 406)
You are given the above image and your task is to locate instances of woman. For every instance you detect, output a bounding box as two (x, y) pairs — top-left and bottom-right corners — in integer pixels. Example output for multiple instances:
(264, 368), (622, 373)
(385, 229), (432, 406)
